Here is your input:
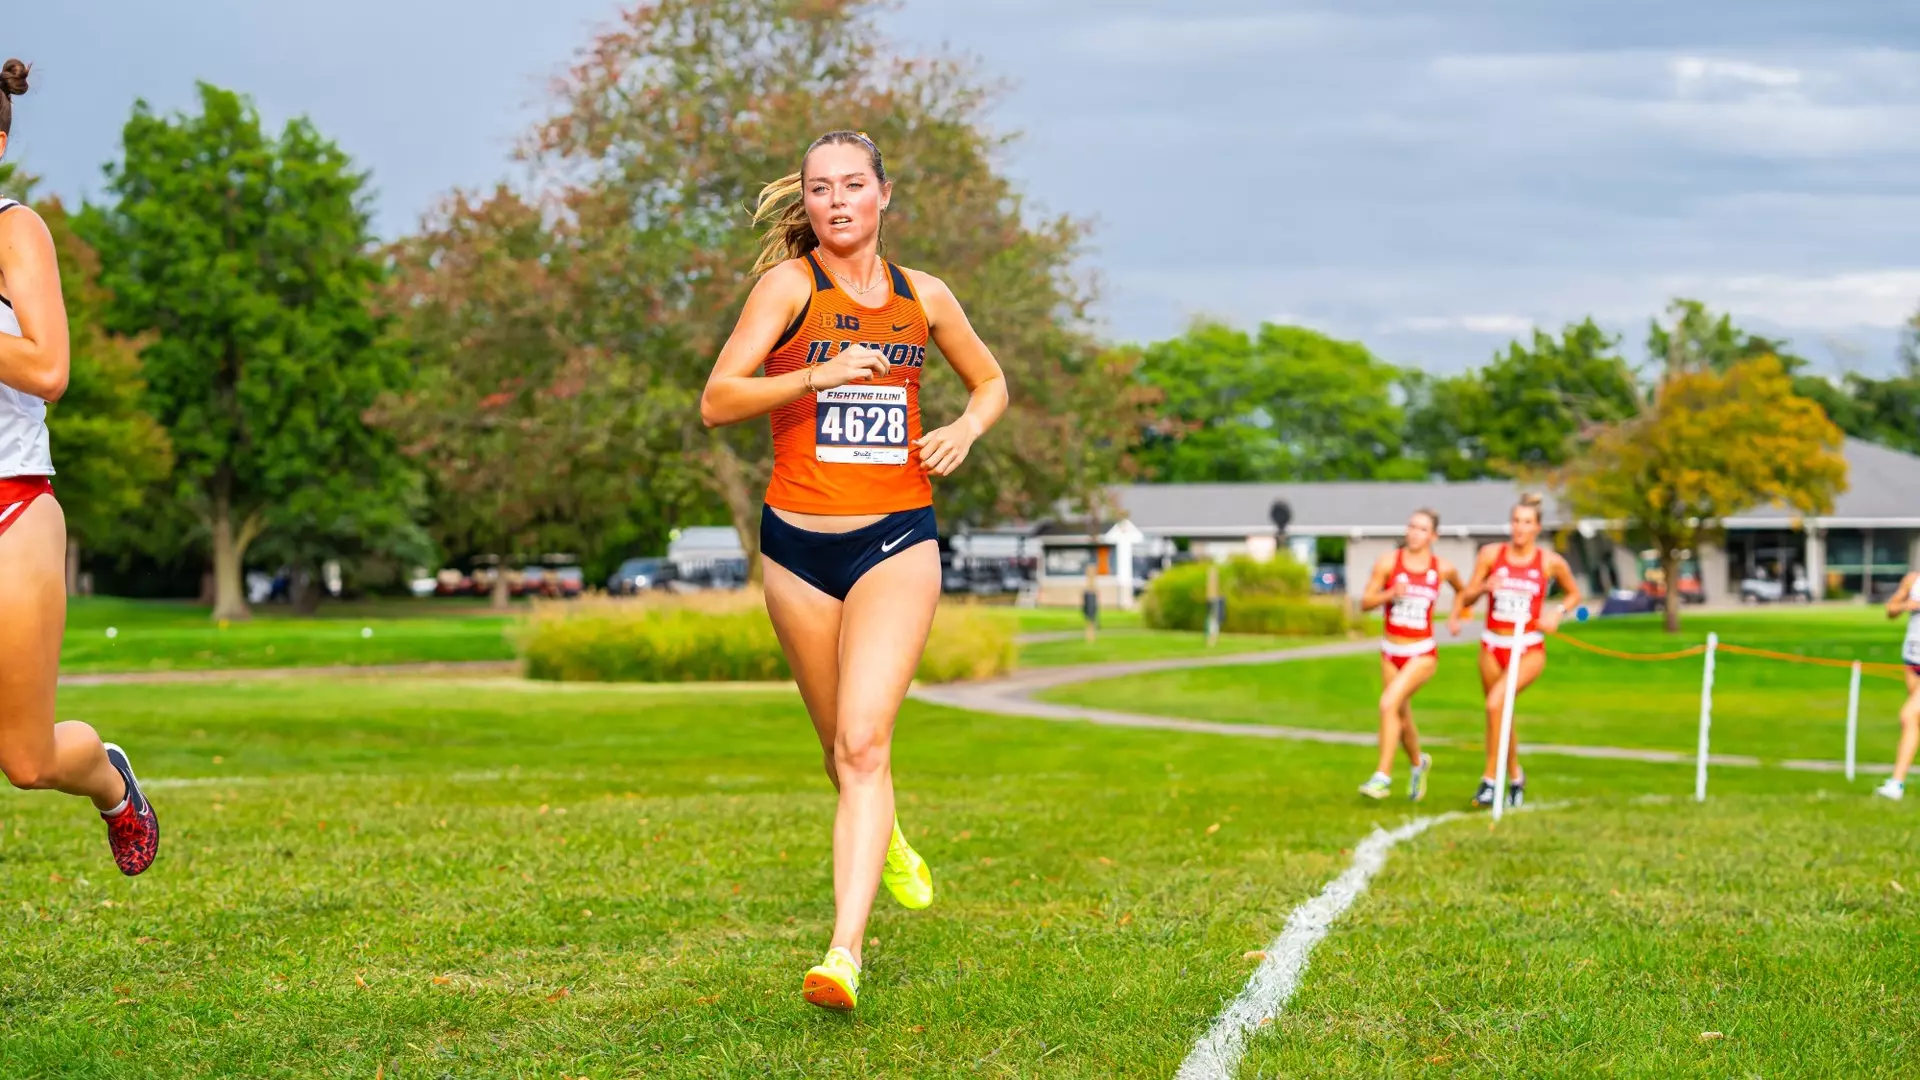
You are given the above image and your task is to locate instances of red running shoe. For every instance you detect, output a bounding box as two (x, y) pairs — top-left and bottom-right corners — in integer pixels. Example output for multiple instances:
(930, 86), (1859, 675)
(100, 743), (159, 876)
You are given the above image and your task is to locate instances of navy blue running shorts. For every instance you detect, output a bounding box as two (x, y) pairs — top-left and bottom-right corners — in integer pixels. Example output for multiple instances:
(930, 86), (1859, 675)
(759, 504), (938, 601)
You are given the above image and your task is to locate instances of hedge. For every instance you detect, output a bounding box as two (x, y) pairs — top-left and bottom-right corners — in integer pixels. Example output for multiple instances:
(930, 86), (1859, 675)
(519, 593), (1015, 684)
(1142, 555), (1346, 636)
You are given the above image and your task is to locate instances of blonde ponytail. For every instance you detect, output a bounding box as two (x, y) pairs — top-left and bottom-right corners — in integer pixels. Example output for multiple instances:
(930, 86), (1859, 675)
(750, 130), (890, 276)
(751, 171), (817, 275)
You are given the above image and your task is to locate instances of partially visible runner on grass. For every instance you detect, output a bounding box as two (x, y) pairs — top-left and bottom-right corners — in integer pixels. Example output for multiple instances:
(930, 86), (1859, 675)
(1876, 571), (1920, 800)
(0, 59), (158, 875)
(1448, 493), (1583, 810)
(700, 130), (1008, 1012)
(1356, 508), (1464, 802)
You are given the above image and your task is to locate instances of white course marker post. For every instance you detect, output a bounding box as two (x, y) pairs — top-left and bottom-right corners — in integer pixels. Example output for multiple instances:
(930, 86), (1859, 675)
(1490, 630), (1525, 824)
(1695, 632), (1718, 803)
(1846, 660), (1862, 782)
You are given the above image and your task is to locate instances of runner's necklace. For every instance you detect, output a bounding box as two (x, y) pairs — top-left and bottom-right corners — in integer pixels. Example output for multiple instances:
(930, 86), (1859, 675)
(820, 255), (885, 295)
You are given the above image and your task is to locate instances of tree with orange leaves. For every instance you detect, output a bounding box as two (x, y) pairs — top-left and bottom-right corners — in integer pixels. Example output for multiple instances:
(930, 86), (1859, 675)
(1560, 353), (1846, 632)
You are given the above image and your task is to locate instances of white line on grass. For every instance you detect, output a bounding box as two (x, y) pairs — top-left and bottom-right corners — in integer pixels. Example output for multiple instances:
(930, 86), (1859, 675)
(1175, 812), (1463, 1080)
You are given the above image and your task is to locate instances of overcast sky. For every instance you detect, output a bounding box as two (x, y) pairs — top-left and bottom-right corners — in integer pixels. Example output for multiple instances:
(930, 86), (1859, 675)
(7, 1), (1919, 373)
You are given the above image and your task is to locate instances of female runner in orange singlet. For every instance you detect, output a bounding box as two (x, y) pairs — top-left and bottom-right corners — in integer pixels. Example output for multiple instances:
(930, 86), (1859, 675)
(1448, 493), (1582, 809)
(701, 131), (1007, 1011)
(1356, 508), (1464, 802)
(0, 59), (159, 875)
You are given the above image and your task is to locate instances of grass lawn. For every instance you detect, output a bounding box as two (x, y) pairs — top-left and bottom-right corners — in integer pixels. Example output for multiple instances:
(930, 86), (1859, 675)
(1047, 608), (1918, 767)
(1017, 628), (1338, 668)
(3, 657), (1914, 1076)
(61, 597), (520, 675)
(995, 605), (1145, 634)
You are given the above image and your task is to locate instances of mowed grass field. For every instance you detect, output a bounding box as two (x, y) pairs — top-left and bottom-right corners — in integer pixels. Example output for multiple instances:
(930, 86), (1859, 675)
(61, 598), (519, 674)
(0, 607), (1913, 1077)
(1052, 607), (1920, 770)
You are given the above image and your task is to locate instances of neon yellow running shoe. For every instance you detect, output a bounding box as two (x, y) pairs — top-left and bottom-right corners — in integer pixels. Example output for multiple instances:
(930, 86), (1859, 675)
(881, 818), (934, 910)
(802, 946), (860, 1011)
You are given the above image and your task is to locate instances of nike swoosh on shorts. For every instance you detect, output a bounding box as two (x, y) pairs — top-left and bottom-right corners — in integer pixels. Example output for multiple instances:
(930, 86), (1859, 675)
(881, 531), (913, 552)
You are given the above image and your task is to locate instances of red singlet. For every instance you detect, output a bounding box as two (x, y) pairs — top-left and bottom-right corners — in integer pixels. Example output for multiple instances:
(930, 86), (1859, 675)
(1382, 549), (1441, 669)
(1481, 544), (1547, 654)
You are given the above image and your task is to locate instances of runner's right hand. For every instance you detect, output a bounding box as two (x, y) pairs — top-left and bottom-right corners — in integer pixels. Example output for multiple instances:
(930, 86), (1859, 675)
(810, 346), (890, 390)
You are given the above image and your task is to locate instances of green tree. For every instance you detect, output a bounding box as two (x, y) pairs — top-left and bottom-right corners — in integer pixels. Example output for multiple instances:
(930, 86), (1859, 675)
(1792, 304), (1920, 455)
(1648, 298), (1803, 375)
(374, 187), (696, 607)
(78, 84), (412, 620)
(1406, 319), (1640, 479)
(520, 0), (1150, 575)
(0, 163), (173, 590)
(1138, 320), (1420, 482)
(1560, 355), (1845, 633)
(1792, 372), (1920, 455)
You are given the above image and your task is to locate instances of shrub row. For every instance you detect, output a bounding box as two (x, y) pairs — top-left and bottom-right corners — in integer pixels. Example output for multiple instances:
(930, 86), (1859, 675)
(519, 594), (1015, 684)
(1142, 555), (1347, 636)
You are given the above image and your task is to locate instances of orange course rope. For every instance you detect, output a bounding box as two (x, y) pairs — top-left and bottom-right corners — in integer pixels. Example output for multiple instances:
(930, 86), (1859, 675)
(1543, 630), (1911, 681)
(1715, 642), (1909, 681)
(1546, 631), (1706, 662)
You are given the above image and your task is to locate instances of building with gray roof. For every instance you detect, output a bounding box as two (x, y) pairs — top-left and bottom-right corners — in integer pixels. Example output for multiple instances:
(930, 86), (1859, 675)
(1026, 438), (1920, 608)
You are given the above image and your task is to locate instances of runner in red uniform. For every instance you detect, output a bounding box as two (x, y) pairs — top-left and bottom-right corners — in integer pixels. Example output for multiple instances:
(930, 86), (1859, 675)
(0, 60), (159, 874)
(701, 131), (1008, 1011)
(1357, 508), (1464, 801)
(1449, 494), (1582, 809)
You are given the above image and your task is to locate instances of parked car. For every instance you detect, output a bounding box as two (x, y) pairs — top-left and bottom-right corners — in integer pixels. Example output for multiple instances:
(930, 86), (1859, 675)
(678, 558), (749, 591)
(1600, 589), (1658, 616)
(1740, 568), (1810, 604)
(609, 557), (679, 595)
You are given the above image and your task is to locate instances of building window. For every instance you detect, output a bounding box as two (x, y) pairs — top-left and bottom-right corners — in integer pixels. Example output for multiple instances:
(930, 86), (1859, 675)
(1043, 546), (1112, 577)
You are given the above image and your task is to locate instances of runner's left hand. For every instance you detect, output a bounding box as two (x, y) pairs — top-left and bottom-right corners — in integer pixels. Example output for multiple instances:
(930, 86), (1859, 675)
(914, 420), (977, 476)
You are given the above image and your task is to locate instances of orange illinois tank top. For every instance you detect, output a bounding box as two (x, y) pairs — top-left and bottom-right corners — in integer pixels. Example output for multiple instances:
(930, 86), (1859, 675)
(763, 252), (934, 515)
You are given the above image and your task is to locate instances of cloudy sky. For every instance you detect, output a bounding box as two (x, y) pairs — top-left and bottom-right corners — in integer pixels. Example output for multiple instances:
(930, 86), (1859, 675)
(8, 0), (1919, 372)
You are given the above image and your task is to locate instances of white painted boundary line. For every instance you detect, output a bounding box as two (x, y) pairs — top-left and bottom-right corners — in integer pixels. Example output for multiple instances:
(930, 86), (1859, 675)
(1175, 812), (1463, 1080)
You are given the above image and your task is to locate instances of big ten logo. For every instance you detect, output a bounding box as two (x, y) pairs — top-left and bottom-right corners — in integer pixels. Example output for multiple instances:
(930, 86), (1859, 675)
(821, 312), (861, 332)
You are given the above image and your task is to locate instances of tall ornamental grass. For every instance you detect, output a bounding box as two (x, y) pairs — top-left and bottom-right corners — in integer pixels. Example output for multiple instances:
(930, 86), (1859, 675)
(519, 593), (1015, 684)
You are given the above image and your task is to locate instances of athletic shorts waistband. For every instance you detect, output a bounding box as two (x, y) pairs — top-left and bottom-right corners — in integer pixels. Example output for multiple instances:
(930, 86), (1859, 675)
(1481, 630), (1544, 649)
(1381, 638), (1438, 658)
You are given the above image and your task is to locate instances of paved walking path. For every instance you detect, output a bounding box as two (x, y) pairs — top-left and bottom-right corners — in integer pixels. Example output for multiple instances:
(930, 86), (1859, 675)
(915, 629), (1887, 776)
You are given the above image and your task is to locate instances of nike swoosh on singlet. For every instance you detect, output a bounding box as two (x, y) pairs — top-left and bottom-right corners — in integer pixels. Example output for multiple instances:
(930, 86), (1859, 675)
(880, 531), (913, 552)
(891, 323), (911, 333)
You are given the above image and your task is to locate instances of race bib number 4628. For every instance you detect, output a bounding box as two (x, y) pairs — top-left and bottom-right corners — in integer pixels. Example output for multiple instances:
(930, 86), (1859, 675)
(816, 384), (909, 465)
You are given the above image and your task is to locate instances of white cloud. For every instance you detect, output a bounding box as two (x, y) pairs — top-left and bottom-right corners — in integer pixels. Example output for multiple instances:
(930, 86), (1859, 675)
(1395, 314), (1536, 335)
(1659, 269), (1920, 329)
(1673, 56), (1803, 93)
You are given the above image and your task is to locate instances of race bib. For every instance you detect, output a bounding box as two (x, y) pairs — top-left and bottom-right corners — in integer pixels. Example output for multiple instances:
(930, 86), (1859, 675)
(1389, 597), (1430, 630)
(1492, 588), (1533, 625)
(815, 385), (909, 465)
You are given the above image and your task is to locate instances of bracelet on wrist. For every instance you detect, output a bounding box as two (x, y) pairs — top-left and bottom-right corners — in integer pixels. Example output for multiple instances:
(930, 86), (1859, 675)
(802, 367), (816, 393)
